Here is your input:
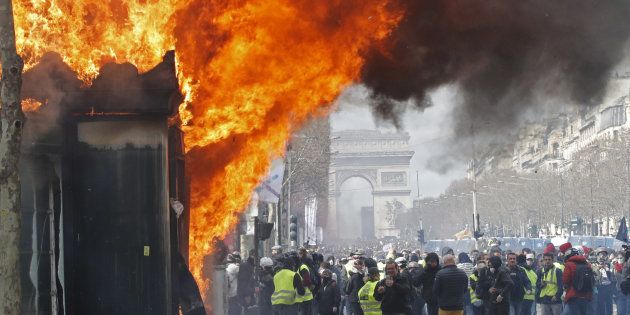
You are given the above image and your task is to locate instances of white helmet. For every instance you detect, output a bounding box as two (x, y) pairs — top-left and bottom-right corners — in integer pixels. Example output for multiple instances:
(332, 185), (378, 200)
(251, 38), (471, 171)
(260, 257), (273, 268)
(394, 257), (407, 266)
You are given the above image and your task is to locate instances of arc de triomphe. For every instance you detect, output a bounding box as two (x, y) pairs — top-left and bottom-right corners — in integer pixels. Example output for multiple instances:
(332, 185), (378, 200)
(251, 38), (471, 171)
(328, 130), (414, 239)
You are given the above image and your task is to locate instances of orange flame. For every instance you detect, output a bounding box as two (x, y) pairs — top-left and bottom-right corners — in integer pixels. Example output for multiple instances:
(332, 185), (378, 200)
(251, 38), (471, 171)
(21, 98), (44, 112)
(174, 0), (402, 293)
(14, 0), (402, 301)
(14, 0), (182, 81)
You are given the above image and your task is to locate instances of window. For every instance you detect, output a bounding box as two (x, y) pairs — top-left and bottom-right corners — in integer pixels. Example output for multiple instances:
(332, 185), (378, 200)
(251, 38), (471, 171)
(600, 105), (626, 130)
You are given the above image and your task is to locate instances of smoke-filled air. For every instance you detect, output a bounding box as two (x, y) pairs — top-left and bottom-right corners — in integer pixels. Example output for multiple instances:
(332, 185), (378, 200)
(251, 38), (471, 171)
(11, 0), (630, 305)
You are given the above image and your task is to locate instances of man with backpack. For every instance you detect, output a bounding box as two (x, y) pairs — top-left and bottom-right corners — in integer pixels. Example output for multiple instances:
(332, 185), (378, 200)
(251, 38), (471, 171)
(562, 248), (594, 315)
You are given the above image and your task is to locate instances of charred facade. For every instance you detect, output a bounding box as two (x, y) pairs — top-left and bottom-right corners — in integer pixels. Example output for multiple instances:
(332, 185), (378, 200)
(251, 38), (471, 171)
(19, 52), (193, 315)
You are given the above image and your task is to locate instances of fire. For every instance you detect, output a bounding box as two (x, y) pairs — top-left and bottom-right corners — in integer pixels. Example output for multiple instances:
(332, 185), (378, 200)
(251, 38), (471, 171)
(21, 98), (43, 112)
(13, 0), (402, 301)
(175, 0), (401, 292)
(13, 0), (182, 81)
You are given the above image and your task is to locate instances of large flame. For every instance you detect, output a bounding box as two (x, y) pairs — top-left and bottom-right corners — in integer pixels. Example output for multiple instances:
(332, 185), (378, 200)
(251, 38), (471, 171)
(14, 0), (182, 81)
(173, 0), (401, 290)
(14, 0), (401, 299)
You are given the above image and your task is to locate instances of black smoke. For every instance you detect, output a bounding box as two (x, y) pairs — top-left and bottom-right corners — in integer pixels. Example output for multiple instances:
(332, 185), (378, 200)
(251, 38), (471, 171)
(361, 1), (630, 136)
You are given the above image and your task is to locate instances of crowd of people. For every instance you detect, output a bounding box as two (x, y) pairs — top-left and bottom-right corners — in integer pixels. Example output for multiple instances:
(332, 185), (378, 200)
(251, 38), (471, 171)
(222, 241), (630, 315)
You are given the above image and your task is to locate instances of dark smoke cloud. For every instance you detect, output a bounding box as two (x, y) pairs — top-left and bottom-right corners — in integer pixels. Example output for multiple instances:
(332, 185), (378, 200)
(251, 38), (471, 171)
(361, 1), (630, 136)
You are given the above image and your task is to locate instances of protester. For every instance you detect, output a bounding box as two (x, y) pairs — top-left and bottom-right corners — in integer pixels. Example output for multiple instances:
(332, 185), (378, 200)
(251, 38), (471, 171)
(375, 261), (412, 315)
(469, 257), (486, 315)
(613, 250), (630, 315)
(296, 248), (315, 315)
(519, 254), (537, 315)
(477, 256), (513, 315)
(258, 257), (275, 315)
(271, 256), (305, 315)
(434, 254), (468, 315)
(407, 261), (426, 315)
(358, 267), (382, 315)
(594, 247), (614, 315)
(535, 252), (563, 315)
(317, 269), (341, 315)
(346, 258), (366, 315)
(237, 251), (257, 313)
(456, 253), (475, 315)
(414, 252), (441, 315)
(562, 248), (594, 315)
(226, 253), (241, 315)
(506, 252), (531, 315)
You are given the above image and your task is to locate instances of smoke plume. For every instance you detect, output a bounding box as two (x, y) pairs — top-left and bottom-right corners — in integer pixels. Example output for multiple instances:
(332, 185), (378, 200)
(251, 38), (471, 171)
(361, 1), (630, 136)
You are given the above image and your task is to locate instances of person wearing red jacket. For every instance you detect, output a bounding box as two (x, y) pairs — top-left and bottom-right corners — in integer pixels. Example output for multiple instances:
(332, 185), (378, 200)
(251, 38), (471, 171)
(562, 248), (593, 315)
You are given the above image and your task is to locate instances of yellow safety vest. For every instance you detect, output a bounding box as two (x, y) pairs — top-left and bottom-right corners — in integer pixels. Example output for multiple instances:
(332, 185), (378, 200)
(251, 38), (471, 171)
(553, 262), (565, 271)
(272, 269), (297, 305)
(540, 267), (559, 298)
(359, 280), (382, 315)
(470, 273), (480, 305)
(295, 264), (314, 302)
(522, 267), (538, 301)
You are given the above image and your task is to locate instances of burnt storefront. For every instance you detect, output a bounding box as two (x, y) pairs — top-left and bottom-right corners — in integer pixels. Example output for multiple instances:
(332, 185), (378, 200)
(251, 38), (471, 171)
(19, 52), (196, 315)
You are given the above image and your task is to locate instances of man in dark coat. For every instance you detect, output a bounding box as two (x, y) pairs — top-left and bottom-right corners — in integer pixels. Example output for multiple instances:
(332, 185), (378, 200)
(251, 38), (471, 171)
(506, 253), (531, 315)
(413, 252), (441, 315)
(237, 252), (257, 310)
(477, 256), (514, 315)
(345, 259), (366, 315)
(257, 257), (275, 315)
(316, 269), (340, 315)
(375, 261), (412, 315)
(433, 254), (468, 314)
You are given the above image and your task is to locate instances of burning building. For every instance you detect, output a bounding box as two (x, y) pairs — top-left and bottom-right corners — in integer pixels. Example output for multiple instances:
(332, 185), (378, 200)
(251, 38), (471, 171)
(19, 52), (198, 314)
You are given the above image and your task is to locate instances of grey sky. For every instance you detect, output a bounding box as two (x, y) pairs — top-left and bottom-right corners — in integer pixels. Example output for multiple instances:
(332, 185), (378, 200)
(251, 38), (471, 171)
(331, 84), (467, 198)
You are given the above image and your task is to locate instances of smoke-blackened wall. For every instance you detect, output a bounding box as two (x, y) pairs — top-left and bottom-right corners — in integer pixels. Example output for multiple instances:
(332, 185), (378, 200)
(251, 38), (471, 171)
(361, 1), (630, 136)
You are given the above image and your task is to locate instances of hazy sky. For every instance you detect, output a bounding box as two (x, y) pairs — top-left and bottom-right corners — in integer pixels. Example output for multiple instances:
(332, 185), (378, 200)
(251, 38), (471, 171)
(330, 84), (467, 198)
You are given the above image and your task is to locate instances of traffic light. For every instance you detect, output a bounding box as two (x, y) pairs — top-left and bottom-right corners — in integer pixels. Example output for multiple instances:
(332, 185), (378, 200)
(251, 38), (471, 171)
(570, 217), (583, 235)
(256, 221), (274, 241)
(289, 215), (298, 245)
(417, 229), (425, 243)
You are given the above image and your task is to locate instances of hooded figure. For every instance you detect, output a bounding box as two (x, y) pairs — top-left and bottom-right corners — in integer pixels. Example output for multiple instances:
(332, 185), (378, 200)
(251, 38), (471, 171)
(457, 253), (475, 277)
(413, 252), (441, 315)
(477, 256), (514, 315)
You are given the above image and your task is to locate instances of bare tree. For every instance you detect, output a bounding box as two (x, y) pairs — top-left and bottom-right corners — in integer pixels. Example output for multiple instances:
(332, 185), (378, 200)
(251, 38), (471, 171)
(0, 0), (24, 313)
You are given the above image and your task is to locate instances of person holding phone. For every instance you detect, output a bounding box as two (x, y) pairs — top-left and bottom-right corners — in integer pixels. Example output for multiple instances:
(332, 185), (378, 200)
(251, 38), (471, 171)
(374, 261), (411, 315)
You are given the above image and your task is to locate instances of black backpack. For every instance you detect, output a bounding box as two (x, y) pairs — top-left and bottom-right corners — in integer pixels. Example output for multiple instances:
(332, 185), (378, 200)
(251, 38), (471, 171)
(573, 262), (594, 293)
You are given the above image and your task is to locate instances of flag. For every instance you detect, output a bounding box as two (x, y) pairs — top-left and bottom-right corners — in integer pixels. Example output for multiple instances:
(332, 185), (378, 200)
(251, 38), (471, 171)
(258, 159), (285, 203)
(616, 217), (628, 243)
(454, 228), (472, 240)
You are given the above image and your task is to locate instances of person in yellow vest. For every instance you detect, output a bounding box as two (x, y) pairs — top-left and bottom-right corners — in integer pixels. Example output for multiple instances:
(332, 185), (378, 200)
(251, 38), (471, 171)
(520, 254), (538, 315)
(535, 252), (563, 315)
(469, 272), (483, 315)
(271, 258), (305, 315)
(297, 248), (315, 315)
(469, 256), (487, 315)
(359, 267), (382, 315)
